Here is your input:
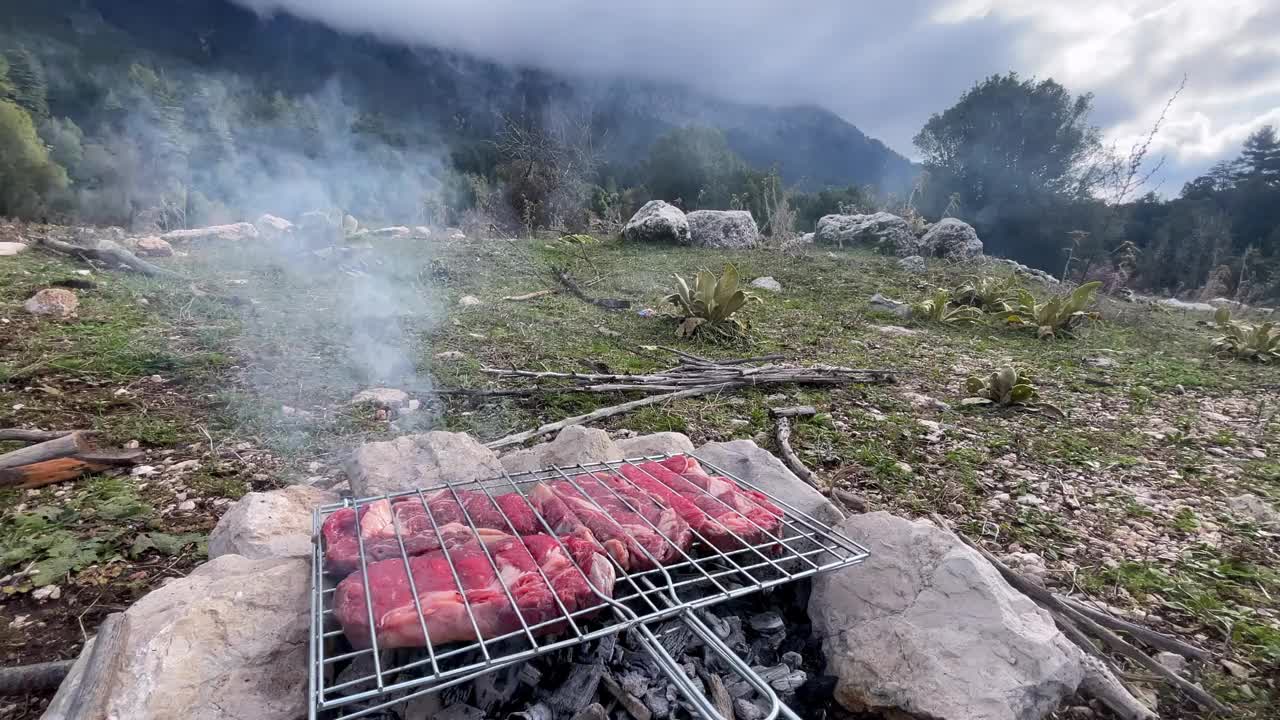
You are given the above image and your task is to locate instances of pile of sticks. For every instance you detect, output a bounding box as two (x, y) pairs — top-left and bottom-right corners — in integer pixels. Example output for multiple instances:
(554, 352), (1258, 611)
(470, 348), (896, 449)
(0, 430), (142, 489)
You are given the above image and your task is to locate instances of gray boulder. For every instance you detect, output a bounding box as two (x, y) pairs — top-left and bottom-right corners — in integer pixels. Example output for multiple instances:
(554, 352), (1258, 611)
(897, 255), (926, 273)
(254, 214), (294, 238)
(369, 226), (411, 238)
(810, 512), (1083, 720)
(694, 440), (842, 525)
(623, 200), (691, 244)
(749, 276), (782, 292)
(815, 212), (920, 256)
(348, 431), (504, 497)
(920, 218), (984, 259)
(208, 485), (337, 560)
(615, 432), (696, 458)
(0, 241), (29, 256)
(1157, 297), (1216, 313)
(161, 222), (259, 243)
(43, 555), (309, 720)
(500, 426), (624, 474)
(868, 292), (911, 318)
(687, 210), (760, 249)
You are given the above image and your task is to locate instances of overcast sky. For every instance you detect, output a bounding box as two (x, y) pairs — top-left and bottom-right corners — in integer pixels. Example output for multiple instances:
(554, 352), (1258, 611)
(232, 0), (1280, 193)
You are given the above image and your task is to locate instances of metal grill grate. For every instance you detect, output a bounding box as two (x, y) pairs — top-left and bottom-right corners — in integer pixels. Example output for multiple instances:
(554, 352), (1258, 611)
(309, 453), (869, 720)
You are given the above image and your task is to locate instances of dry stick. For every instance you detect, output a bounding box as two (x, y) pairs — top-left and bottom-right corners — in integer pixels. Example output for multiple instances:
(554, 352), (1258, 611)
(485, 382), (741, 449)
(772, 416), (818, 489)
(0, 429), (75, 443)
(35, 236), (185, 280)
(502, 289), (558, 302)
(0, 659), (75, 695)
(935, 517), (1229, 716)
(1061, 597), (1211, 661)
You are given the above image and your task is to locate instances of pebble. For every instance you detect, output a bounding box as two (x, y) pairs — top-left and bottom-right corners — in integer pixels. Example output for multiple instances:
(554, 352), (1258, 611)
(1154, 651), (1186, 674)
(458, 295), (483, 307)
(1220, 659), (1250, 679)
(1017, 494), (1044, 507)
(176, 500), (197, 512)
(169, 460), (200, 473)
(130, 465), (158, 476)
(31, 585), (61, 601)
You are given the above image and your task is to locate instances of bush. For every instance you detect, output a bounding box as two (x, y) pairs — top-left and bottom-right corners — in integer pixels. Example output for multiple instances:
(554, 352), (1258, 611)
(664, 265), (761, 339)
(0, 99), (68, 218)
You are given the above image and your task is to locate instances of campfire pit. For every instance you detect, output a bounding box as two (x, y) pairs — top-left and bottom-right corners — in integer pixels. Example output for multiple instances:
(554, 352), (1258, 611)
(309, 454), (869, 720)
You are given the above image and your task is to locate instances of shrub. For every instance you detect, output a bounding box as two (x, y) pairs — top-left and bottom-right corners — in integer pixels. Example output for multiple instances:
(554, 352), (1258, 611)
(962, 366), (1064, 417)
(0, 99), (68, 218)
(664, 264), (761, 339)
(952, 275), (1020, 312)
(1006, 281), (1101, 339)
(912, 289), (984, 324)
(1211, 308), (1280, 362)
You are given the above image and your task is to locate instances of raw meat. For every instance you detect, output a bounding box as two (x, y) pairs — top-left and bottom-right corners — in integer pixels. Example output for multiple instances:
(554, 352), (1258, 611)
(632, 460), (782, 548)
(661, 456), (784, 519)
(528, 483), (630, 568)
(333, 533), (614, 649)
(556, 474), (691, 564)
(530, 481), (676, 571)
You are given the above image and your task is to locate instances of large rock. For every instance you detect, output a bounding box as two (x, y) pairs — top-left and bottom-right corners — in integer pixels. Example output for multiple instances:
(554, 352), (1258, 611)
(1226, 494), (1280, 527)
(920, 218), (984, 259)
(815, 212), (920, 256)
(0, 241), (28, 256)
(623, 200), (690, 244)
(810, 512), (1083, 720)
(749, 276), (782, 292)
(24, 288), (78, 319)
(615, 432), (696, 458)
(134, 236), (174, 257)
(254, 214), (294, 238)
(500, 426), (624, 474)
(693, 440), (842, 525)
(348, 431), (504, 497)
(161, 222), (259, 243)
(208, 485), (337, 560)
(686, 210), (760, 249)
(43, 555), (309, 720)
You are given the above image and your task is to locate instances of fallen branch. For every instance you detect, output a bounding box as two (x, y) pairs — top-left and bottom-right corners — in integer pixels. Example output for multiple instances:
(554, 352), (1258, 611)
(0, 429), (76, 443)
(554, 269), (631, 310)
(0, 432), (143, 489)
(35, 236), (185, 280)
(503, 289), (558, 302)
(0, 660), (74, 695)
(1060, 596), (1210, 661)
(769, 406), (819, 488)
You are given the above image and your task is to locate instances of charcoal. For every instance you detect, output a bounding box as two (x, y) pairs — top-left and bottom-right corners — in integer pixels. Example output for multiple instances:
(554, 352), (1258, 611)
(780, 651), (803, 669)
(725, 679), (754, 699)
(508, 703), (553, 720)
(733, 697), (765, 720)
(723, 617), (748, 655)
(699, 611), (732, 640)
(771, 670), (807, 693)
(601, 673), (652, 720)
(476, 666), (521, 711)
(396, 694), (444, 720)
(644, 688), (671, 720)
(519, 665), (543, 686)
(751, 631), (784, 656)
(437, 704), (487, 720)
(569, 704), (608, 720)
(619, 669), (650, 698)
(748, 612), (784, 634)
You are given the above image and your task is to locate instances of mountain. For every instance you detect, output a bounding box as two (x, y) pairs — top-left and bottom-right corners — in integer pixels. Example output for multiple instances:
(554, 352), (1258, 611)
(2, 0), (913, 195)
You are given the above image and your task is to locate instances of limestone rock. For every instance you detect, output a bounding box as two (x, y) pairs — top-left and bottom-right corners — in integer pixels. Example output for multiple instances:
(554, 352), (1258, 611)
(24, 288), (78, 319)
(369, 226), (411, 238)
(44, 555), (309, 720)
(1226, 494), (1280, 527)
(872, 325), (918, 337)
(615, 432), (696, 458)
(686, 210), (759, 249)
(623, 200), (690, 244)
(898, 255), (926, 273)
(161, 222), (258, 243)
(208, 485), (337, 560)
(989, 257), (1060, 284)
(868, 292), (911, 318)
(134, 236), (174, 257)
(815, 212), (919, 256)
(694, 440), (842, 525)
(500, 426), (623, 474)
(921, 218), (984, 259)
(1157, 297), (1216, 313)
(0, 241), (28, 256)
(459, 295), (483, 307)
(412, 226), (433, 238)
(749, 276), (782, 292)
(350, 387), (410, 409)
(254, 214), (294, 237)
(810, 512), (1083, 720)
(348, 431), (504, 497)
(782, 232), (814, 253)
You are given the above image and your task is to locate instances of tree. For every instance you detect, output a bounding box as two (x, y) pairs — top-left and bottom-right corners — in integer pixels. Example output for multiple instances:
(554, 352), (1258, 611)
(1237, 125), (1280, 185)
(0, 100), (69, 218)
(645, 127), (743, 209)
(3, 48), (49, 119)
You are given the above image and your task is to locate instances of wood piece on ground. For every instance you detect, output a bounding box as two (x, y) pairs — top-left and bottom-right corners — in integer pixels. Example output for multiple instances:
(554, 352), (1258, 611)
(555, 269), (631, 310)
(0, 429), (76, 443)
(830, 488), (869, 513)
(59, 613), (129, 719)
(503, 289), (558, 302)
(0, 432), (143, 489)
(774, 416), (819, 488)
(704, 673), (734, 720)
(768, 406), (816, 418)
(1079, 653), (1159, 720)
(600, 672), (652, 720)
(1060, 597), (1211, 661)
(0, 659), (74, 695)
(35, 236), (185, 280)
(485, 382), (738, 450)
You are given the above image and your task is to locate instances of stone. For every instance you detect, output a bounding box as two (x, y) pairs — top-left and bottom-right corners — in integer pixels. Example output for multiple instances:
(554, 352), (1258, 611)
(903, 391), (949, 411)
(623, 200), (690, 245)
(43, 555), (308, 720)
(458, 295), (483, 307)
(176, 500), (196, 512)
(686, 209), (760, 249)
(989, 257), (1060, 284)
(500, 426), (624, 474)
(434, 350), (467, 362)
(615, 432), (696, 458)
(348, 431), (504, 497)
(897, 255), (926, 273)
(1154, 651), (1186, 675)
(24, 288), (78, 319)
(1156, 297), (1216, 313)
(920, 218), (984, 259)
(0, 241), (28, 256)
(868, 292), (911, 318)
(810, 512), (1083, 720)
(1226, 494), (1280, 527)
(782, 232), (815, 253)
(369, 226), (411, 238)
(299, 211), (338, 234)
(872, 325), (918, 337)
(208, 485), (337, 560)
(254, 214), (294, 237)
(814, 212), (920, 256)
(134, 236), (174, 257)
(749, 276), (782, 292)
(343, 214), (360, 234)
(160, 222), (258, 243)
(694, 440), (843, 525)
(350, 387), (410, 409)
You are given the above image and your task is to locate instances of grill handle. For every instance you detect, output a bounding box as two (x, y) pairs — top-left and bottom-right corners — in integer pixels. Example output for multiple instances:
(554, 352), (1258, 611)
(635, 610), (789, 720)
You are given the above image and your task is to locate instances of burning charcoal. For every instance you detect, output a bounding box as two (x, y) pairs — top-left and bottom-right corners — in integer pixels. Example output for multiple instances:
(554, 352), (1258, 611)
(437, 705), (487, 720)
(780, 651), (803, 669)
(725, 678), (754, 699)
(509, 702), (554, 720)
(699, 611), (732, 640)
(733, 698), (765, 720)
(570, 704), (608, 720)
(601, 673), (652, 720)
(644, 689), (671, 720)
(519, 665), (543, 686)
(619, 669), (651, 698)
(771, 670), (807, 693)
(748, 611), (784, 634)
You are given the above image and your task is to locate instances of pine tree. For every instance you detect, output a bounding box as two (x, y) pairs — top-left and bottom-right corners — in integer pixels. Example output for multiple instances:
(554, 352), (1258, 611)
(1238, 125), (1280, 185)
(3, 48), (49, 119)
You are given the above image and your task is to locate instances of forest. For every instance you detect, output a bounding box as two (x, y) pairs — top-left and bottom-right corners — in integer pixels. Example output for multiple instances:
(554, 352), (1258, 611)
(1, 1), (1279, 302)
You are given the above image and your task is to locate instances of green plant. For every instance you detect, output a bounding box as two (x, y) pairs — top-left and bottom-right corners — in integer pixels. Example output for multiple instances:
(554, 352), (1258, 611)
(664, 264), (761, 338)
(1006, 281), (1102, 339)
(912, 289), (984, 324)
(952, 275), (1020, 312)
(962, 366), (1064, 417)
(1211, 308), (1280, 362)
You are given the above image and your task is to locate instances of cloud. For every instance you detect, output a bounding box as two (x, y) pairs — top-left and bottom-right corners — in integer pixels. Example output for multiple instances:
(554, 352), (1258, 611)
(231, 0), (1280, 192)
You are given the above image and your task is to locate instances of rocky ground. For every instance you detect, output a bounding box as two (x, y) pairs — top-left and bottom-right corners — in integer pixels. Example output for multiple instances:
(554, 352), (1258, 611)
(0, 221), (1276, 718)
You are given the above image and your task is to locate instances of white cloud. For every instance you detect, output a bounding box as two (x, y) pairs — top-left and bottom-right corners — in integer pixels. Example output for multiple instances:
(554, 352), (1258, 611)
(231, 0), (1280, 191)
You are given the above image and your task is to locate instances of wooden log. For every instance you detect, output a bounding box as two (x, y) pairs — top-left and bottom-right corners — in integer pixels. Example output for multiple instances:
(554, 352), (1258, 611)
(0, 432), (142, 489)
(0, 429), (75, 443)
(0, 433), (89, 469)
(48, 613), (129, 720)
(0, 659), (74, 695)
(773, 417), (819, 488)
(35, 236), (185, 280)
(768, 406), (816, 418)
(1060, 597), (1211, 661)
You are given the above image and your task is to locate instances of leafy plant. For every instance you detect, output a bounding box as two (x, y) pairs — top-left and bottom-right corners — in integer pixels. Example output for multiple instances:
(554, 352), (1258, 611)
(952, 275), (1020, 312)
(1211, 308), (1280, 362)
(911, 289), (984, 324)
(962, 366), (1064, 418)
(1006, 281), (1101, 339)
(664, 264), (761, 338)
